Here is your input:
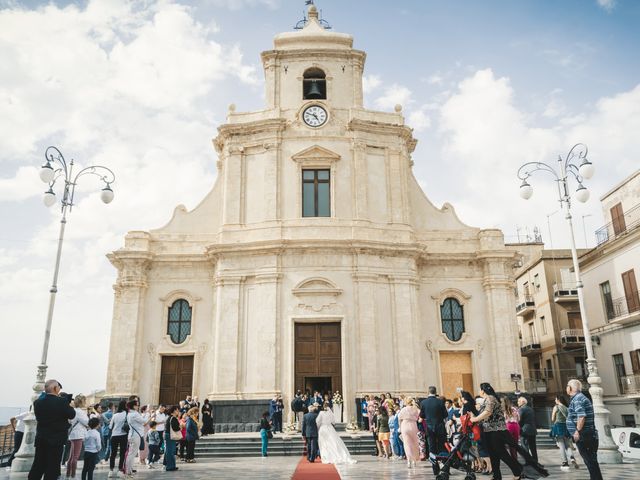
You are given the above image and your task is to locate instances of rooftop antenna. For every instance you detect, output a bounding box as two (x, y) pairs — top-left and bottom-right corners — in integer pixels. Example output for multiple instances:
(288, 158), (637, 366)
(294, 0), (332, 30)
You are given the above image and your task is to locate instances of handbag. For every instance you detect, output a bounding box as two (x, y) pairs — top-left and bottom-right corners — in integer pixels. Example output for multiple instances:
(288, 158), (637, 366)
(169, 418), (182, 441)
(122, 413), (130, 434)
(267, 430), (273, 439)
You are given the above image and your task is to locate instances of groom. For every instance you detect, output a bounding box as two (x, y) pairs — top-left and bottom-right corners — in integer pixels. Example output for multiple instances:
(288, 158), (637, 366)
(302, 403), (319, 463)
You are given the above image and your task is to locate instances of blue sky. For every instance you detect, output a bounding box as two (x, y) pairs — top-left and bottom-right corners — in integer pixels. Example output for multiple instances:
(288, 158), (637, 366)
(1, 0), (639, 406)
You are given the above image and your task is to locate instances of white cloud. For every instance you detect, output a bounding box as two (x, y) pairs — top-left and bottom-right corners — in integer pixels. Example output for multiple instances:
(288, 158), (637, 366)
(374, 83), (413, 110)
(362, 74), (381, 94)
(408, 109), (431, 132)
(431, 68), (640, 245)
(597, 0), (616, 12)
(205, 0), (281, 10)
(0, 0), (258, 407)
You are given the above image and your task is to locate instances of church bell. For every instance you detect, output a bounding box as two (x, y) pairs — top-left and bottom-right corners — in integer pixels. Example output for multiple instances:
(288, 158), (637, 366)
(305, 80), (323, 99)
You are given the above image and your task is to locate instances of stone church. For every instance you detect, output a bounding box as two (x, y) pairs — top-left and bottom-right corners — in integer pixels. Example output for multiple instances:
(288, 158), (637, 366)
(105, 4), (522, 425)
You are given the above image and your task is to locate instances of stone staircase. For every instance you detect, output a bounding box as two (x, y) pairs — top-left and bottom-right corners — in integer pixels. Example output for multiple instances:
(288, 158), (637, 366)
(193, 429), (555, 458)
(194, 432), (375, 458)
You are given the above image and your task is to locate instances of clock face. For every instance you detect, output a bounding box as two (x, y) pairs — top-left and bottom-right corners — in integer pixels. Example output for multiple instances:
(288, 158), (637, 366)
(302, 105), (328, 127)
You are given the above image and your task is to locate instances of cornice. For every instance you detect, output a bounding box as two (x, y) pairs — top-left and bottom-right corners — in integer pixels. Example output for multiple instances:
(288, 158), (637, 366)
(579, 225), (640, 268)
(347, 118), (417, 153)
(216, 118), (287, 144)
(260, 49), (366, 64)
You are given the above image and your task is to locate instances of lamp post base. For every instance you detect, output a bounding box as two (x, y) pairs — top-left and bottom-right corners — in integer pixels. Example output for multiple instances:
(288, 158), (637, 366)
(588, 369), (622, 464)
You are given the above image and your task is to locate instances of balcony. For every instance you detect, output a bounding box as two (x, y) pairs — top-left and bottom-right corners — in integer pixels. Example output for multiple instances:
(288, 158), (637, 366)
(595, 203), (640, 246)
(520, 335), (541, 355)
(621, 374), (640, 396)
(605, 291), (640, 324)
(523, 378), (547, 393)
(553, 283), (578, 303)
(560, 329), (586, 348)
(516, 295), (535, 316)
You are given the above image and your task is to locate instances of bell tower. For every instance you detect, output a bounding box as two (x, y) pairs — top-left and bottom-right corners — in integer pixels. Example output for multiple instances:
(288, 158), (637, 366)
(260, 3), (366, 114)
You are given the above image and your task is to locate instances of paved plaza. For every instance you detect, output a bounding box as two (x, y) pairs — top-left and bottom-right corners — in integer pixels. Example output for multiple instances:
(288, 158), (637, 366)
(4, 450), (640, 480)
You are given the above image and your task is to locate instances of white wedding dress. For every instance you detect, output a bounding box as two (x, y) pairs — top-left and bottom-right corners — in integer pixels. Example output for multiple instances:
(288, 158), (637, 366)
(316, 409), (357, 465)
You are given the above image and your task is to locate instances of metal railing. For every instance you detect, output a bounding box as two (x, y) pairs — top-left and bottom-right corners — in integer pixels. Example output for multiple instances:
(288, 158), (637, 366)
(520, 335), (541, 353)
(553, 283), (578, 300)
(524, 378), (547, 393)
(595, 203), (640, 246)
(560, 329), (586, 345)
(620, 374), (640, 396)
(516, 295), (535, 314)
(605, 291), (640, 322)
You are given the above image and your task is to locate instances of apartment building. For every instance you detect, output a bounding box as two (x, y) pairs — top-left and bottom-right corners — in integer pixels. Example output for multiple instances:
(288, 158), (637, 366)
(580, 169), (640, 427)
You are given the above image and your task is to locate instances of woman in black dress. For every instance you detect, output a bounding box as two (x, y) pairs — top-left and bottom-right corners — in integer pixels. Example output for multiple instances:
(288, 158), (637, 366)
(201, 399), (214, 436)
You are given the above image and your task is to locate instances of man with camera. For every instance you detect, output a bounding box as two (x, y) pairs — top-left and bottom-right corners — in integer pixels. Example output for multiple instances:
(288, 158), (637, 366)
(28, 379), (76, 480)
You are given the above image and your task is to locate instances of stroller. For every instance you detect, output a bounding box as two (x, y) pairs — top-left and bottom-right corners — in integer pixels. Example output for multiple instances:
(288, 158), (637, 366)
(434, 414), (479, 480)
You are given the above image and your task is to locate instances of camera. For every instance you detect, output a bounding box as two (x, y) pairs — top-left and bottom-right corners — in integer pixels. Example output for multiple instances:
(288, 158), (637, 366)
(61, 392), (74, 404)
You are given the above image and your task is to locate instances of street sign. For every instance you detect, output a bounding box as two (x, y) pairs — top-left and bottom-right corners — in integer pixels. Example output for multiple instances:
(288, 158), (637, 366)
(510, 373), (522, 382)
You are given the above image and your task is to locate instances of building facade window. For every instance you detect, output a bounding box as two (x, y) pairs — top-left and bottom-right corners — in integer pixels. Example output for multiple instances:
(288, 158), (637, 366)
(600, 281), (614, 321)
(613, 353), (626, 394)
(540, 316), (547, 335)
(167, 299), (192, 344)
(440, 297), (465, 342)
(546, 358), (554, 379)
(534, 273), (540, 292)
(302, 169), (330, 217)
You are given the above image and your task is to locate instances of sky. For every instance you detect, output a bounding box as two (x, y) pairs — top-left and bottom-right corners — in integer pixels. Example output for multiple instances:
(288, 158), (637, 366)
(1, 0), (639, 407)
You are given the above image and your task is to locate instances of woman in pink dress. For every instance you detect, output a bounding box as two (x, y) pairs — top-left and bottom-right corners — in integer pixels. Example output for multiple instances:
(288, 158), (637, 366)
(398, 397), (420, 468)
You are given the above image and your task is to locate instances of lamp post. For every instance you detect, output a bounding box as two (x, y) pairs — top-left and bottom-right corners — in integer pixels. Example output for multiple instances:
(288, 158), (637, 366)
(11, 146), (115, 473)
(516, 143), (622, 463)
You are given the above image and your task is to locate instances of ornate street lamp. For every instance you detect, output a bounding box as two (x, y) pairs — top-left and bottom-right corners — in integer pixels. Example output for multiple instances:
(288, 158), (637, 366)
(516, 143), (621, 463)
(11, 146), (116, 473)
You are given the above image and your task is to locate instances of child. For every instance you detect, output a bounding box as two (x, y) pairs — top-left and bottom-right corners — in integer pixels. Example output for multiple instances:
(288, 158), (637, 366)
(81, 417), (101, 480)
(147, 421), (161, 468)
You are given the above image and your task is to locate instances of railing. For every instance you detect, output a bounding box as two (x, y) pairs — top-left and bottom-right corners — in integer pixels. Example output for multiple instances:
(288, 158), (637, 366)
(595, 203), (640, 246)
(553, 283), (578, 301)
(516, 295), (535, 314)
(606, 291), (640, 322)
(560, 329), (586, 345)
(524, 378), (547, 393)
(520, 335), (541, 353)
(621, 374), (640, 396)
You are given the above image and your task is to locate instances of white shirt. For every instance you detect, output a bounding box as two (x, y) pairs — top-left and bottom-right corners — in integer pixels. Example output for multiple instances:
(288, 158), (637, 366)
(15, 411), (29, 433)
(154, 412), (167, 431)
(110, 411), (128, 436)
(84, 429), (102, 453)
(69, 408), (89, 440)
(127, 410), (146, 439)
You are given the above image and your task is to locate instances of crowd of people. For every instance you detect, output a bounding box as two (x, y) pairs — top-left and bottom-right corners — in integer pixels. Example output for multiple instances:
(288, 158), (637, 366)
(18, 377), (604, 480)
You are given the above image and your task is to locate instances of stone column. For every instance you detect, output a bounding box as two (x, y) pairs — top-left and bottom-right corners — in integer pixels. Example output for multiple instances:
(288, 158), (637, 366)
(352, 272), (378, 393)
(211, 274), (243, 398)
(105, 236), (152, 397)
(351, 142), (368, 220)
(222, 146), (243, 226)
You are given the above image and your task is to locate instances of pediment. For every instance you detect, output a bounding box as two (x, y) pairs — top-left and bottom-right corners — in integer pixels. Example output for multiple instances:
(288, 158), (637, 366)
(291, 145), (341, 163)
(292, 277), (342, 296)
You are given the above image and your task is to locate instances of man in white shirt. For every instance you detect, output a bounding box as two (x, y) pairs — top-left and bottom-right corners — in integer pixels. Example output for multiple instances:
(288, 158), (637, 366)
(7, 411), (29, 468)
(153, 405), (167, 453)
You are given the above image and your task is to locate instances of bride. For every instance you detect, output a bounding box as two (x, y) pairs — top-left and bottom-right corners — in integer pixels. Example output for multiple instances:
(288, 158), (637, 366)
(316, 402), (357, 464)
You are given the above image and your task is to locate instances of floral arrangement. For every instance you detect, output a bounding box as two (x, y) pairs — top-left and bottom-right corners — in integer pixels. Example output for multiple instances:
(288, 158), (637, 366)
(332, 391), (343, 405)
(283, 422), (298, 435)
(346, 417), (359, 432)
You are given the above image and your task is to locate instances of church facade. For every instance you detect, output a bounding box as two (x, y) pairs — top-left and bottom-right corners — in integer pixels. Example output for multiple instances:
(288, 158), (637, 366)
(105, 5), (522, 424)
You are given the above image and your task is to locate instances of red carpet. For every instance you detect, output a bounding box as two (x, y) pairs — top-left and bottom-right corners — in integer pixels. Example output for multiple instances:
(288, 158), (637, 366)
(290, 457), (341, 480)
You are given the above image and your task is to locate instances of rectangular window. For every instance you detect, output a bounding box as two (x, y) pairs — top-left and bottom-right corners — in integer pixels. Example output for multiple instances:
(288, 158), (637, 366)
(622, 269), (640, 314)
(568, 312), (583, 330)
(600, 281), (614, 321)
(534, 273), (540, 292)
(302, 169), (330, 217)
(622, 414), (636, 427)
(546, 358), (554, 379)
(630, 349), (640, 374)
(540, 316), (547, 336)
(613, 353), (627, 394)
(610, 202), (626, 235)
(575, 356), (587, 379)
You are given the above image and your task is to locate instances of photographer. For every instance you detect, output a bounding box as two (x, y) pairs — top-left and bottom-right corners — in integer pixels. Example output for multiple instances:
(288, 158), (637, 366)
(28, 379), (76, 480)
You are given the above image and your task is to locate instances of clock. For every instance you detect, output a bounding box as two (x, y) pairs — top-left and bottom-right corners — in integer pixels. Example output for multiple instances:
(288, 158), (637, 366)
(302, 105), (328, 127)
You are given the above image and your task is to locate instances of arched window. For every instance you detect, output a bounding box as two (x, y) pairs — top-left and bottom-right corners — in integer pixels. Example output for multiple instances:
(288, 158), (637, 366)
(441, 297), (465, 342)
(167, 299), (192, 344)
(303, 68), (326, 99)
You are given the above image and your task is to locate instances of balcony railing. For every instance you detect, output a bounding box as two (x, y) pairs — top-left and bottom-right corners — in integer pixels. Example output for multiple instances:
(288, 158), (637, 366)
(605, 291), (640, 323)
(621, 374), (640, 396)
(524, 378), (547, 393)
(560, 329), (586, 347)
(520, 335), (541, 354)
(595, 203), (640, 246)
(516, 295), (535, 315)
(553, 283), (578, 303)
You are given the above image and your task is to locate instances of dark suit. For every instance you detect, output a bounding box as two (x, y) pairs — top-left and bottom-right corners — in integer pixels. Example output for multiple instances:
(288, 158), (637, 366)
(301, 411), (319, 462)
(518, 404), (538, 462)
(420, 396), (448, 475)
(28, 394), (76, 480)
